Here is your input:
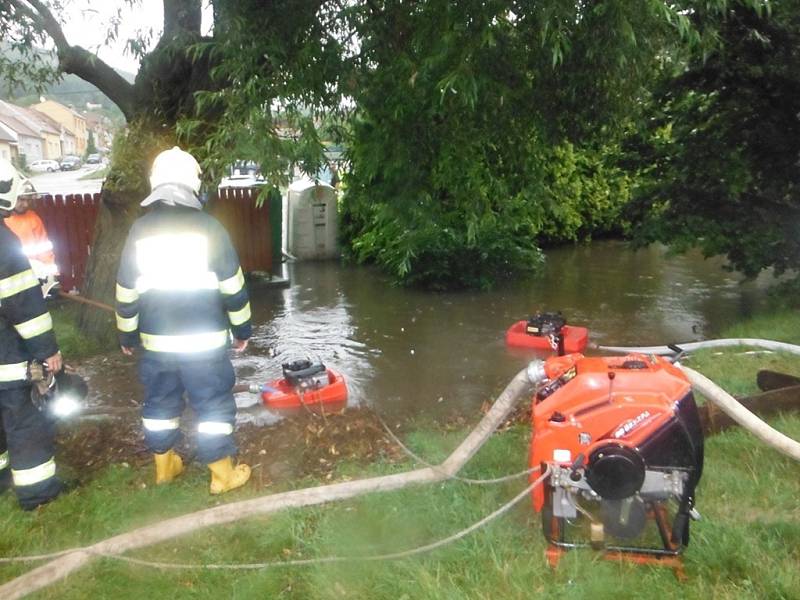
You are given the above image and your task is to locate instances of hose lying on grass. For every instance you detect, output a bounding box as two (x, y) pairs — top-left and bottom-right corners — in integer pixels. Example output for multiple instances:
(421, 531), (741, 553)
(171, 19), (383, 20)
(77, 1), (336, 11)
(597, 338), (800, 356)
(0, 366), (545, 599)
(600, 338), (800, 463)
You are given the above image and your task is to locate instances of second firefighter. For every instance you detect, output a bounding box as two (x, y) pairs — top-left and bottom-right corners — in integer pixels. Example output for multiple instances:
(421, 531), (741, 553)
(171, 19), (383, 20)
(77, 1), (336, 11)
(115, 147), (252, 494)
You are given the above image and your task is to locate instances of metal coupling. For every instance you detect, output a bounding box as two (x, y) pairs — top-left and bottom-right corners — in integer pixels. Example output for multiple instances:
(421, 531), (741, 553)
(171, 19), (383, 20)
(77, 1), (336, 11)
(248, 383), (261, 395)
(527, 360), (547, 385)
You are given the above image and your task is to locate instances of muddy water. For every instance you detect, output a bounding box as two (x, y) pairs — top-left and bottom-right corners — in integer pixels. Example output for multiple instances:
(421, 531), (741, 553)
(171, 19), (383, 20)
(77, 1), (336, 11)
(78, 240), (774, 425)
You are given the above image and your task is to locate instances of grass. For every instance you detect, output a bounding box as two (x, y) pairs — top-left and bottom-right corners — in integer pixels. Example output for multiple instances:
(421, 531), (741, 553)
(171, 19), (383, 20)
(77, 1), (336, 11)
(2, 311), (800, 598)
(50, 302), (116, 359)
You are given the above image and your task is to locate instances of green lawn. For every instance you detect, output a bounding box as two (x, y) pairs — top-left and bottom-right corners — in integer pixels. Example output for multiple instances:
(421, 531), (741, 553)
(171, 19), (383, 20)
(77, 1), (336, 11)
(2, 311), (800, 598)
(50, 302), (115, 359)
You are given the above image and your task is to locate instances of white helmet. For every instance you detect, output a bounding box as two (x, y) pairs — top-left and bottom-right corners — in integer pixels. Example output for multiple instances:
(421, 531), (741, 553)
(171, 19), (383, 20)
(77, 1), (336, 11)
(0, 158), (36, 212)
(149, 146), (202, 194)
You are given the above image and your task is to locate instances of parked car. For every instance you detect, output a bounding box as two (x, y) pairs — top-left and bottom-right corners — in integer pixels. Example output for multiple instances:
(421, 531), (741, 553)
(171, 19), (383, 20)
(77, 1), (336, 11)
(28, 159), (61, 173)
(59, 156), (82, 171)
(85, 153), (102, 164)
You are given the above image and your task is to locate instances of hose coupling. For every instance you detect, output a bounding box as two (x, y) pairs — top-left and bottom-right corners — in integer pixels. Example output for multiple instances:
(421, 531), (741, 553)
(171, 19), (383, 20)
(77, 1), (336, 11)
(527, 360), (547, 385)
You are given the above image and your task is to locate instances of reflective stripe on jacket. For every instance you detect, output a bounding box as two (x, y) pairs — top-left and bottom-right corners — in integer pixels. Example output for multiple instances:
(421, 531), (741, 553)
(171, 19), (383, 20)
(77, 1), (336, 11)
(115, 203), (251, 359)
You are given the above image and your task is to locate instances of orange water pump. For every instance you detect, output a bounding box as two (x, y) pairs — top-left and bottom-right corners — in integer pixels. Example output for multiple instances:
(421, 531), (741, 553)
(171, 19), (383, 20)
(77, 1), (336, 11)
(528, 353), (704, 564)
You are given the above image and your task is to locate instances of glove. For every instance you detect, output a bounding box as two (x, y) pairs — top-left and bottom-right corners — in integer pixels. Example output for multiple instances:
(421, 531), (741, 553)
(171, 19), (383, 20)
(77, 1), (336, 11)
(28, 361), (55, 395)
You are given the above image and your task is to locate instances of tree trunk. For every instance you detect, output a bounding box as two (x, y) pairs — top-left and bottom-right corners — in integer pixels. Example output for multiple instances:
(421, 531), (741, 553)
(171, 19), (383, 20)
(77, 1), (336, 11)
(76, 184), (144, 341)
(76, 125), (156, 341)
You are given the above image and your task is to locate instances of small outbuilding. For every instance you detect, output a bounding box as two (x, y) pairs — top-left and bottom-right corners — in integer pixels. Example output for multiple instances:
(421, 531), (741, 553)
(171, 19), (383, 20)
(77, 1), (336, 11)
(286, 178), (339, 260)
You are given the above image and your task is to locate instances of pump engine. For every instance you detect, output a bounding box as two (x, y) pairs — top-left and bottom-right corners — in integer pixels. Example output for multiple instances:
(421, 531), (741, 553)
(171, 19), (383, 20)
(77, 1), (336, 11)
(529, 353), (704, 558)
(282, 359), (329, 391)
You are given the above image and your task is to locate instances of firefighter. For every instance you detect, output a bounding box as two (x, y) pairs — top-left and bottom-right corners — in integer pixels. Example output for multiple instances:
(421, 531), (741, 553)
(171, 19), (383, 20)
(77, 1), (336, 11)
(0, 159), (64, 509)
(115, 147), (252, 494)
(4, 180), (59, 284)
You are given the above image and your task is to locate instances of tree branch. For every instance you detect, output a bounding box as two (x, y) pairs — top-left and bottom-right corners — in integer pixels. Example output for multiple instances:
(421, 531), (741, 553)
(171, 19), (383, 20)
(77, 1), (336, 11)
(163, 0), (202, 37)
(12, 0), (136, 120)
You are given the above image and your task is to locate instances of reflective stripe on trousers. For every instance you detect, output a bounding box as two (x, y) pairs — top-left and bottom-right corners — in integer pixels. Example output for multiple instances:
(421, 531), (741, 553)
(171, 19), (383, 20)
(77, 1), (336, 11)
(142, 417), (181, 432)
(197, 422), (234, 435)
(12, 457), (56, 487)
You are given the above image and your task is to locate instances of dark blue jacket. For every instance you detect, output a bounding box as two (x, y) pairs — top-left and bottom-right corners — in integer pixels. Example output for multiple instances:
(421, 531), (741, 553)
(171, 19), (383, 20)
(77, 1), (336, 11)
(115, 203), (251, 361)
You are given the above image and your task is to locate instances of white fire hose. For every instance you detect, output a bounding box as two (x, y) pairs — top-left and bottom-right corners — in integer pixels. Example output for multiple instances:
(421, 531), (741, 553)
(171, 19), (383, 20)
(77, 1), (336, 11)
(599, 338), (800, 462)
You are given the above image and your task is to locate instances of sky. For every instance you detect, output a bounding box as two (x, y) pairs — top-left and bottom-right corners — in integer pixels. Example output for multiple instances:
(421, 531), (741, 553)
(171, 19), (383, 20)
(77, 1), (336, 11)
(57, 1), (213, 74)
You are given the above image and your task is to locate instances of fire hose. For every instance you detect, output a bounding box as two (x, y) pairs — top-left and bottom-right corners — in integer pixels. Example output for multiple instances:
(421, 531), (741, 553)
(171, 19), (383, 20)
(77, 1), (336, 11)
(599, 338), (800, 463)
(0, 366), (546, 599)
(56, 290), (114, 313)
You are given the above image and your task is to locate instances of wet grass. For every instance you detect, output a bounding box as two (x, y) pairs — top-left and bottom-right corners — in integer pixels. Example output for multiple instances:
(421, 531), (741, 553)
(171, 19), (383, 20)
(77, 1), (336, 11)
(50, 302), (116, 359)
(2, 310), (800, 598)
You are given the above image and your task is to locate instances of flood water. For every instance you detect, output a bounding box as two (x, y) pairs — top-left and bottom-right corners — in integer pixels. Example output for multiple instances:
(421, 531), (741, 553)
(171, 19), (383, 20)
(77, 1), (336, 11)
(80, 240), (776, 425)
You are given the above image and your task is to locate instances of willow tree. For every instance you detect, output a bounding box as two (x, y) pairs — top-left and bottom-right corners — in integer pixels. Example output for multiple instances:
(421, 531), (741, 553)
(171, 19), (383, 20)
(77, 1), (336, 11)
(628, 0), (799, 287)
(0, 0), (331, 338)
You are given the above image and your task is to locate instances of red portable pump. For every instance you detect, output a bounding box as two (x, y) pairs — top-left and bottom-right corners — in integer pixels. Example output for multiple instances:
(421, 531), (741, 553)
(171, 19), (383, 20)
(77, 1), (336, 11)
(260, 360), (348, 413)
(506, 312), (589, 354)
(529, 353), (704, 565)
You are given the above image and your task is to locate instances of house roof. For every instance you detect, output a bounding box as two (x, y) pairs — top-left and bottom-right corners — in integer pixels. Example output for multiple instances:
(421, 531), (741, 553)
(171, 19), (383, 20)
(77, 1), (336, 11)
(0, 100), (56, 137)
(26, 110), (62, 135)
(32, 99), (86, 123)
(0, 121), (17, 144)
(0, 113), (39, 139)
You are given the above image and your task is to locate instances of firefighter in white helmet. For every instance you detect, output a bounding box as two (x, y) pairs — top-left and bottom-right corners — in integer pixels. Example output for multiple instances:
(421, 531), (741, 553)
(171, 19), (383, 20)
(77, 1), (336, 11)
(115, 147), (252, 494)
(0, 158), (65, 509)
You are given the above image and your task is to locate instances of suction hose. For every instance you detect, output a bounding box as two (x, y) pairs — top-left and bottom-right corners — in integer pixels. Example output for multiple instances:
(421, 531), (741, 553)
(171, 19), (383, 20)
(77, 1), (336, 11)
(597, 338), (800, 356)
(600, 338), (800, 463)
(680, 365), (800, 462)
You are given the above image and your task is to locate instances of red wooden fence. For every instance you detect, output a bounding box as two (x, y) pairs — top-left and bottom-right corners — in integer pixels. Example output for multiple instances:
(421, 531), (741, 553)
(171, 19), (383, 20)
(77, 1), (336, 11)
(31, 188), (275, 293)
(33, 193), (99, 292)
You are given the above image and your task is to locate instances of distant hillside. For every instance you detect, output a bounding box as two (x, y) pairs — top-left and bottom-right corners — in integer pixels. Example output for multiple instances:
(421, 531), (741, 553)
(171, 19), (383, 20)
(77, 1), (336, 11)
(1, 44), (133, 124)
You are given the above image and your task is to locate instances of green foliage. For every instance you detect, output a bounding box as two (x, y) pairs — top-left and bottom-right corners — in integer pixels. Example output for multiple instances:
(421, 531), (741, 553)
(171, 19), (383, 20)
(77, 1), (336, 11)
(103, 120), (172, 196)
(627, 0), (800, 280)
(84, 130), (97, 157)
(338, 1), (662, 288)
(177, 0), (341, 191)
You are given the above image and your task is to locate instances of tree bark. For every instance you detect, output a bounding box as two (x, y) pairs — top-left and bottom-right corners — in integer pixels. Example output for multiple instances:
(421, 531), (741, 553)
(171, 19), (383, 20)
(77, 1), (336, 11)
(76, 177), (146, 341)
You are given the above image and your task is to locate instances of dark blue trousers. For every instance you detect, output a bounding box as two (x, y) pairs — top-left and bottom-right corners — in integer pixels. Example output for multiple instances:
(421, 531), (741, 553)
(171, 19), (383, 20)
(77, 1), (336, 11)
(0, 386), (62, 510)
(138, 355), (238, 464)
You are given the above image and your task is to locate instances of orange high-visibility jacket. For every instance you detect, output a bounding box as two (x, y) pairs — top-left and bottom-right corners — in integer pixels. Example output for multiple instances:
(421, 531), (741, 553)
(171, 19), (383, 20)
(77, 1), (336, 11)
(5, 209), (59, 277)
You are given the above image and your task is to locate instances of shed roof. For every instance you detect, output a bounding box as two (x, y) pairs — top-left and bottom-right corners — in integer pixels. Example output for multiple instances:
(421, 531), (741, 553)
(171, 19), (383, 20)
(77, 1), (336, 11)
(288, 177), (335, 193)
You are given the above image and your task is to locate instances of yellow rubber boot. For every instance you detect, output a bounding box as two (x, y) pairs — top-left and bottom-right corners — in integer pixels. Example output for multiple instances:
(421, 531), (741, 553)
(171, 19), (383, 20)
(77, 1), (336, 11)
(208, 457), (251, 495)
(154, 450), (184, 484)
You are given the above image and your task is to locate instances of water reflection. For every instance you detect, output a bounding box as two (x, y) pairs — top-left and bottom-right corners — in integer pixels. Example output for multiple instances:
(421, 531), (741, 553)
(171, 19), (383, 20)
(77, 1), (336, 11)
(238, 241), (774, 422)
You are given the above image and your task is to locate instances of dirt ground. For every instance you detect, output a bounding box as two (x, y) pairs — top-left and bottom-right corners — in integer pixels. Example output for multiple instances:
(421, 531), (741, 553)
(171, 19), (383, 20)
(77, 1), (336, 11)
(55, 407), (411, 488)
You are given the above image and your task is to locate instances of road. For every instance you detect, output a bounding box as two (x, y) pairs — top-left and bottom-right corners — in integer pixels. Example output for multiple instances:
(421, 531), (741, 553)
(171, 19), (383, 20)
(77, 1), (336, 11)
(29, 164), (105, 195)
